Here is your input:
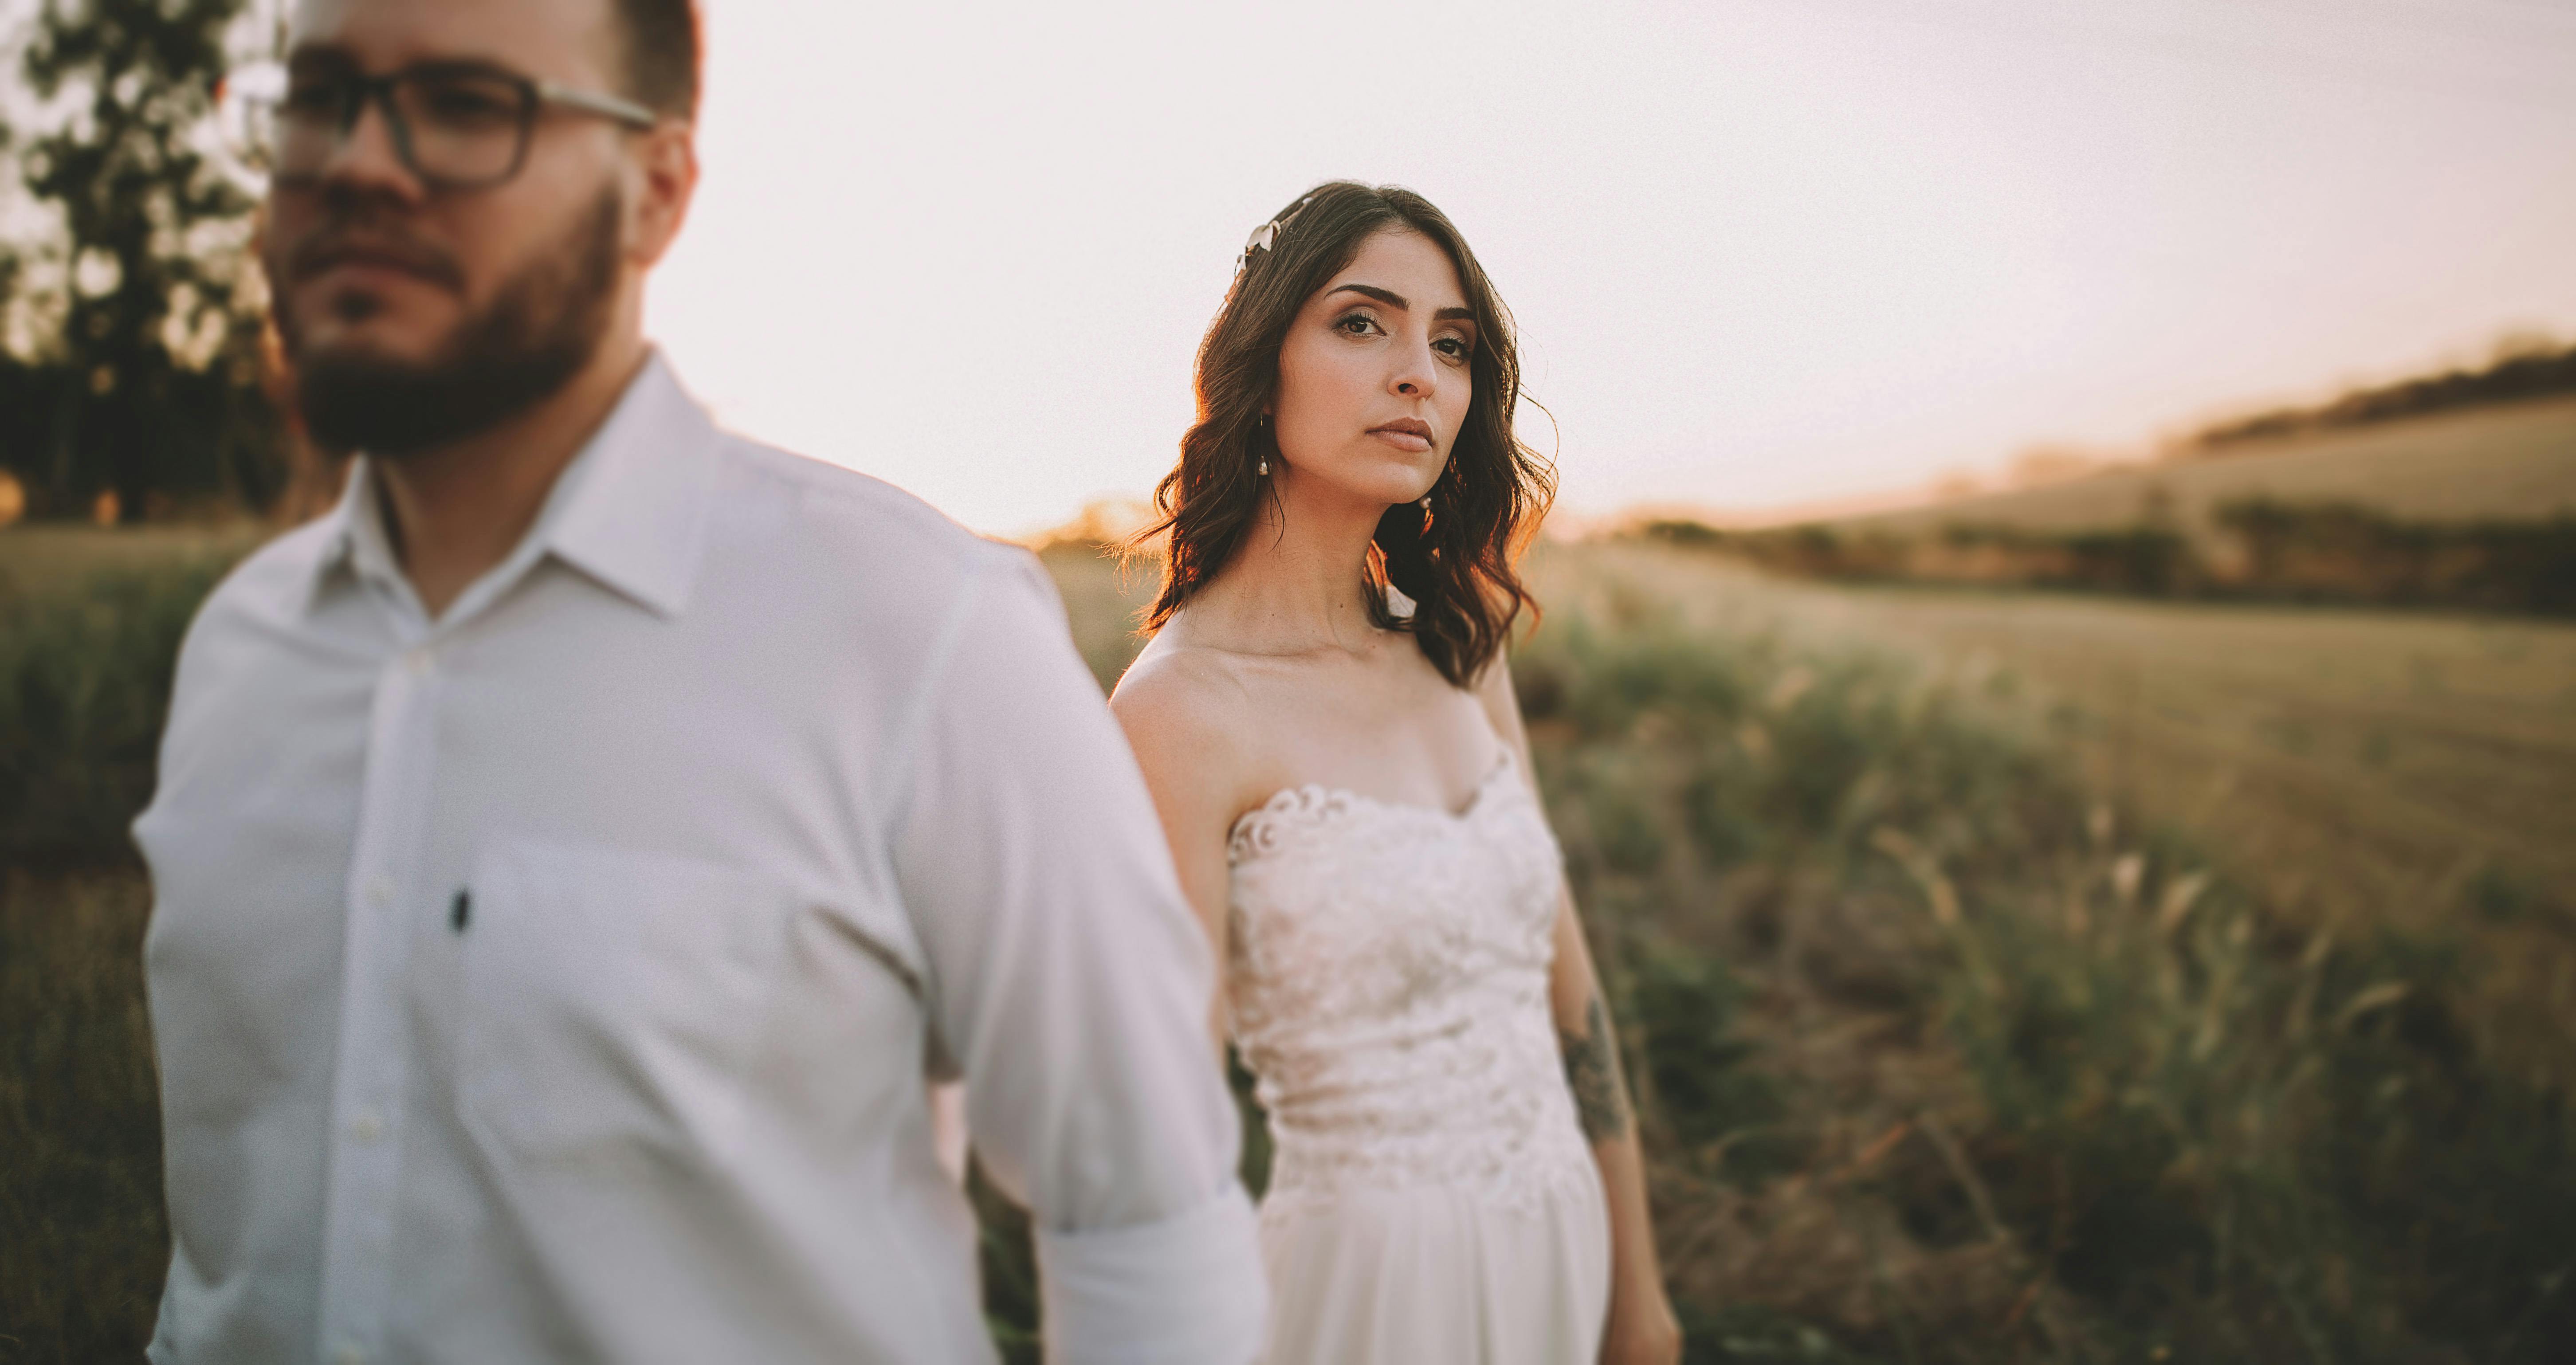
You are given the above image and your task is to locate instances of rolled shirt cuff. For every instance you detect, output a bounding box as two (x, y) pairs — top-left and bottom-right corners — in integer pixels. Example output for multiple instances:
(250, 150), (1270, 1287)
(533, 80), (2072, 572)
(1035, 1181), (1267, 1365)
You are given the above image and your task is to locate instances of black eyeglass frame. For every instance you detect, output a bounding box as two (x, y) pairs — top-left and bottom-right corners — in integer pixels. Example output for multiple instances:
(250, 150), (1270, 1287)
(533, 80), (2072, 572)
(242, 59), (665, 192)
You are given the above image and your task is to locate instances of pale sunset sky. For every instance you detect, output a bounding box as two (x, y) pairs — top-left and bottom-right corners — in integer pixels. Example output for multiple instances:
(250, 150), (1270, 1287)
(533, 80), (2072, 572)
(648, 0), (2576, 537)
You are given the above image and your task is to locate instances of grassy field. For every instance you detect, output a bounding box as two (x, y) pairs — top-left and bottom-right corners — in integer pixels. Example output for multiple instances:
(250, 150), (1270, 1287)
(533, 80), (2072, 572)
(6, 526), (2572, 1363)
(0, 525), (266, 602)
(1562, 548), (2576, 993)
(1841, 396), (2576, 545)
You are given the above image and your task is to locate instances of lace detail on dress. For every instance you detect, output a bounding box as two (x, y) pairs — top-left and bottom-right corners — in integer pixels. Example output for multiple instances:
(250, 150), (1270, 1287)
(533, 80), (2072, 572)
(1225, 749), (1598, 1220)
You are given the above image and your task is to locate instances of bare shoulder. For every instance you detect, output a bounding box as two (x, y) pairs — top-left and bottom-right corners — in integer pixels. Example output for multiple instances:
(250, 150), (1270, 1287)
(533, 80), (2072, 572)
(1111, 637), (1255, 762)
(1115, 635), (1284, 819)
(1470, 644), (1524, 729)
(1466, 643), (1550, 799)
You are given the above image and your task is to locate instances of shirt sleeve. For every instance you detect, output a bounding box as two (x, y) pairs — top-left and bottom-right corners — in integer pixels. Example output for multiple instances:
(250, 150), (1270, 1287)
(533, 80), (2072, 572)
(885, 546), (1267, 1365)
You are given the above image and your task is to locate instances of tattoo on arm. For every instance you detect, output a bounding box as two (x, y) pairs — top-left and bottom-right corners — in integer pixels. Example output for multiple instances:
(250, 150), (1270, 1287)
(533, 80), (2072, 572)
(1559, 994), (1632, 1142)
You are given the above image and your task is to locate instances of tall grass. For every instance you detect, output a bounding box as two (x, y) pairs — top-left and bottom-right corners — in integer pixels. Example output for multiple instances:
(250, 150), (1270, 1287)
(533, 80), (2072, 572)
(1, 555), (233, 867)
(1513, 557), (2576, 1362)
(0, 873), (167, 1365)
(0, 552), (219, 1362)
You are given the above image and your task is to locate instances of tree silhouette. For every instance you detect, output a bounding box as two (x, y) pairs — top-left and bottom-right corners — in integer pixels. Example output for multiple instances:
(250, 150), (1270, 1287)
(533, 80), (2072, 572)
(3, 0), (279, 522)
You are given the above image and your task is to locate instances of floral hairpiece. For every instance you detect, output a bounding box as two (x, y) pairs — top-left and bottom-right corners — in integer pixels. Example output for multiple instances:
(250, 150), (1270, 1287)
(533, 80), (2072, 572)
(1235, 195), (1316, 273)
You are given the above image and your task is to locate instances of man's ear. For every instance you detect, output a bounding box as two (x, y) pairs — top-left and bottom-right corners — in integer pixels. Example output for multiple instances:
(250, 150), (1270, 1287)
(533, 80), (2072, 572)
(627, 122), (699, 268)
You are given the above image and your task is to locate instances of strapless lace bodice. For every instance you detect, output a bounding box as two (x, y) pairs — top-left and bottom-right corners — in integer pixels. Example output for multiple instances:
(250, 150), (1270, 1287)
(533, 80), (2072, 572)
(1225, 749), (1596, 1219)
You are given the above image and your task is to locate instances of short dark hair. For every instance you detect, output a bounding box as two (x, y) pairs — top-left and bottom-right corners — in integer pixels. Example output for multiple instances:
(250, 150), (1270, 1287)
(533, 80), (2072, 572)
(610, 0), (700, 121)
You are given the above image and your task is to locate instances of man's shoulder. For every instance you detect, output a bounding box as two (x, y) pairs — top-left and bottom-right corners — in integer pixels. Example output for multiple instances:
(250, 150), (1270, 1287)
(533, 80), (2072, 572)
(143, 517), (347, 746)
(696, 432), (1058, 646)
(712, 435), (975, 549)
(703, 434), (1024, 587)
(189, 515), (343, 636)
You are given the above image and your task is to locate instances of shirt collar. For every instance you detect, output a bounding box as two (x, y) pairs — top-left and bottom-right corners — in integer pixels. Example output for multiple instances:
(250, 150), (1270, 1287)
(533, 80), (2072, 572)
(302, 455), (388, 616)
(299, 351), (723, 622)
(537, 351), (723, 619)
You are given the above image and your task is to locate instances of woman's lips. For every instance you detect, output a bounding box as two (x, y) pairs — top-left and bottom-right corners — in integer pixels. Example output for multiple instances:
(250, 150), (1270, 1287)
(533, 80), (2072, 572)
(1370, 420), (1435, 453)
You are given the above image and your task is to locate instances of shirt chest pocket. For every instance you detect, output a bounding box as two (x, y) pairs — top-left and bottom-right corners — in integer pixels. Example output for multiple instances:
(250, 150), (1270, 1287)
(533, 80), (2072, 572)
(459, 839), (793, 1170)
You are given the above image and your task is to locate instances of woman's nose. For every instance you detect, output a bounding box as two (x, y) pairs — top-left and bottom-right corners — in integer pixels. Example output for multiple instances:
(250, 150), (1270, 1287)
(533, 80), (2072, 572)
(1390, 339), (1437, 398)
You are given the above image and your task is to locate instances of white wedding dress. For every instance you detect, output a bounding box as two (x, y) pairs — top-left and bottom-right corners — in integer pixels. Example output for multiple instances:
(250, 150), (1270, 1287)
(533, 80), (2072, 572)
(1226, 746), (1610, 1364)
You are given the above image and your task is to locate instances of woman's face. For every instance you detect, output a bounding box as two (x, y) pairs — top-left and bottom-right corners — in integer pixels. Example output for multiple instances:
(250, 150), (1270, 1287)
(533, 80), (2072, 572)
(1269, 228), (1476, 510)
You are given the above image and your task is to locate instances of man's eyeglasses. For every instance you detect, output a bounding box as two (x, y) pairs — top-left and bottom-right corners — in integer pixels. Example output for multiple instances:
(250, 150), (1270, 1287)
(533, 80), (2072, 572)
(226, 59), (662, 192)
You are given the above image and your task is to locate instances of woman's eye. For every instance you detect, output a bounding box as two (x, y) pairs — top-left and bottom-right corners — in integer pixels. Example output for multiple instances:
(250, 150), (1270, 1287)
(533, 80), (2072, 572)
(1434, 337), (1473, 360)
(1335, 314), (1378, 337)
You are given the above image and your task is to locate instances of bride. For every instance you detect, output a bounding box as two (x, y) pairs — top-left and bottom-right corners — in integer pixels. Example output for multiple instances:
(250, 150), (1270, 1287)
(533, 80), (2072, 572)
(1112, 182), (1683, 1365)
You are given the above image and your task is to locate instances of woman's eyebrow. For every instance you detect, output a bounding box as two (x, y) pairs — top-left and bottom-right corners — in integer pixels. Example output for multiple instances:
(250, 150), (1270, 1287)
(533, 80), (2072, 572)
(1326, 285), (1476, 325)
(1327, 283), (1408, 309)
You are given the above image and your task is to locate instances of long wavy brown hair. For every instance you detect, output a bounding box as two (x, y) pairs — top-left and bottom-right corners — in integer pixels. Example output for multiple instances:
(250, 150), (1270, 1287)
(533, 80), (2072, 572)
(1130, 181), (1555, 688)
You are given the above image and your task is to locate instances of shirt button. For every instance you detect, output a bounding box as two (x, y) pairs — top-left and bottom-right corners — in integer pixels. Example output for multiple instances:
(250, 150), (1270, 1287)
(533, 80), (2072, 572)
(349, 1110), (385, 1144)
(333, 1346), (366, 1365)
(365, 877), (396, 910)
(404, 647), (434, 677)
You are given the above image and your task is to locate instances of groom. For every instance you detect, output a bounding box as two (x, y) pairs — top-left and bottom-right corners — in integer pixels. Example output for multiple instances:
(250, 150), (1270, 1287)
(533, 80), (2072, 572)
(134, 0), (1264, 1360)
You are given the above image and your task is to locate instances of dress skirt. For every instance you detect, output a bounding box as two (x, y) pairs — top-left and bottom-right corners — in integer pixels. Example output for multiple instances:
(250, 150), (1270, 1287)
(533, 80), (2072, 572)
(1254, 1164), (1611, 1365)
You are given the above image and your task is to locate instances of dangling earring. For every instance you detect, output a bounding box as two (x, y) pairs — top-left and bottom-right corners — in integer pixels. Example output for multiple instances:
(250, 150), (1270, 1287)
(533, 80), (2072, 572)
(1260, 456), (1270, 475)
(1420, 495), (1431, 510)
(1256, 413), (1271, 475)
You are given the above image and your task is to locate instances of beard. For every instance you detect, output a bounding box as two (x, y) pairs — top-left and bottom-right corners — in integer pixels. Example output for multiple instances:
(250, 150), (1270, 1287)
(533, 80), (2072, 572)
(278, 184), (624, 458)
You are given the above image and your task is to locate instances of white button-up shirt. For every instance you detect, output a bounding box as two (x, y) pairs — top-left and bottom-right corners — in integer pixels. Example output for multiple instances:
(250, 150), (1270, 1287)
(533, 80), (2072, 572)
(134, 355), (1264, 1364)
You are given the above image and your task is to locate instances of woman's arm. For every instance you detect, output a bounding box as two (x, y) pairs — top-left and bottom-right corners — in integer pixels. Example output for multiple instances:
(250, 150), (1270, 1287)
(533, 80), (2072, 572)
(1111, 648), (1256, 1049)
(1544, 893), (1682, 1365)
(1477, 657), (1684, 1365)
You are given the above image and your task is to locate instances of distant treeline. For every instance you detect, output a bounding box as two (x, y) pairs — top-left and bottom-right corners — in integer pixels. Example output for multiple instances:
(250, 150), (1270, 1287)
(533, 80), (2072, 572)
(2189, 341), (2576, 453)
(0, 353), (286, 522)
(1648, 498), (2576, 615)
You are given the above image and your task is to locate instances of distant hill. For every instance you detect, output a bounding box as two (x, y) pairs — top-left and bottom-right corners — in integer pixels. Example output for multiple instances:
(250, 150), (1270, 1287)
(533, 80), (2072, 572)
(1838, 395), (2576, 543)
(1643, 396), (2576, 615)
(2186, 340), (2576, 453)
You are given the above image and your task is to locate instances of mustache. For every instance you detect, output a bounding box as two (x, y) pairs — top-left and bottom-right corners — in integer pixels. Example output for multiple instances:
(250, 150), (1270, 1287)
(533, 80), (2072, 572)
(281, 202), (466, 292)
